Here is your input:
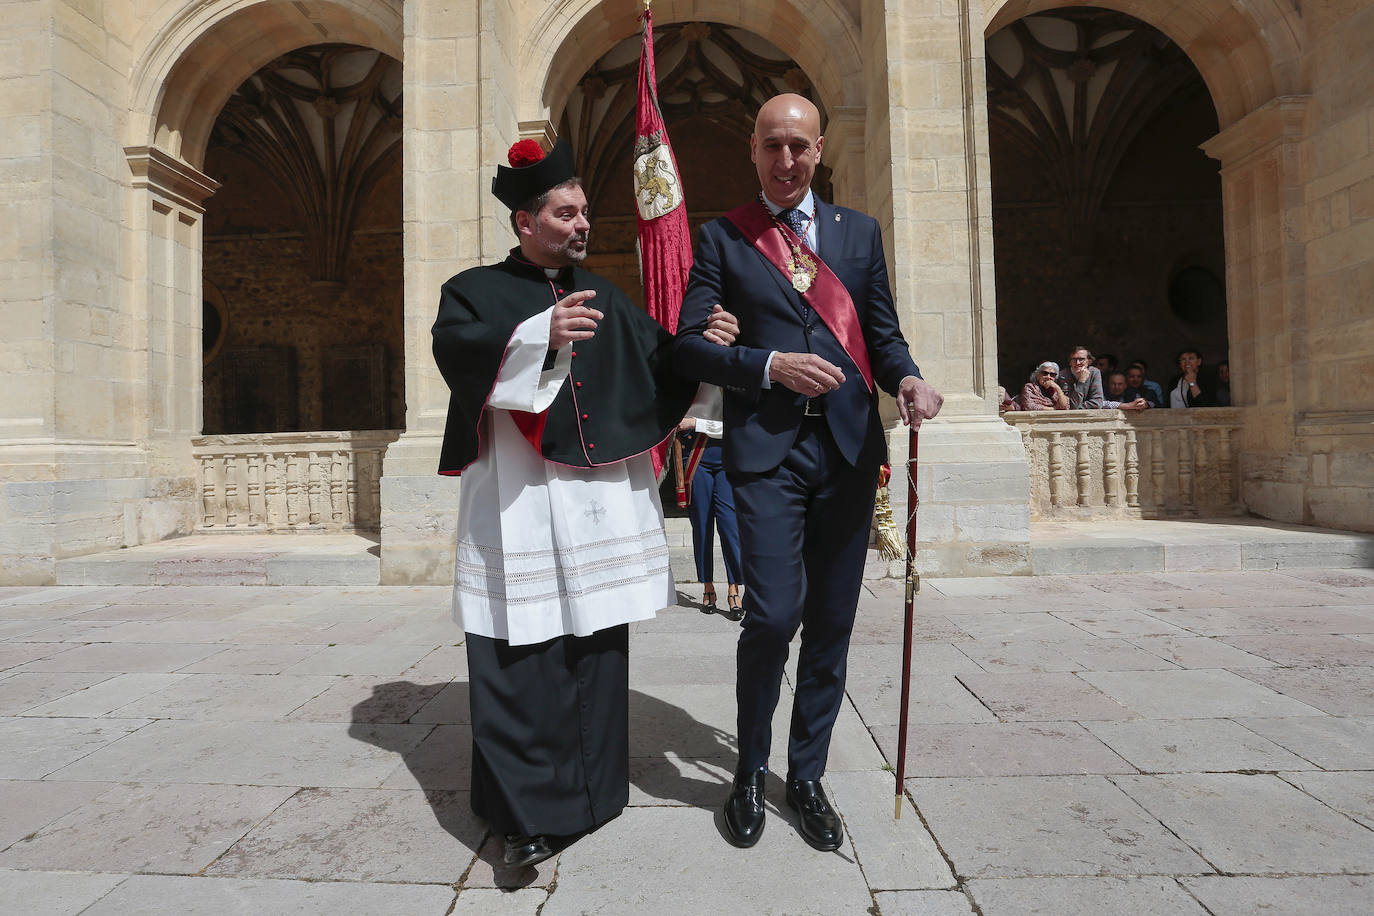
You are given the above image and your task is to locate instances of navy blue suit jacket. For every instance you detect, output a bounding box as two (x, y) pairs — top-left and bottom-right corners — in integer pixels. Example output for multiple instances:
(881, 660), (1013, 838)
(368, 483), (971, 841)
(673, 200), (921, 474)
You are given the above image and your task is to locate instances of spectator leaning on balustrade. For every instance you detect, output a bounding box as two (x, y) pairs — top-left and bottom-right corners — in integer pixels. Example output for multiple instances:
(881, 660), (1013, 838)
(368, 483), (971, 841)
(1167, 347), (1216, 407)
(1126, 362), (1163, 407)
(1061, 346), (1105, 409)
(1018, 361), (1069, 411)
(1103, 370), (1150, 410)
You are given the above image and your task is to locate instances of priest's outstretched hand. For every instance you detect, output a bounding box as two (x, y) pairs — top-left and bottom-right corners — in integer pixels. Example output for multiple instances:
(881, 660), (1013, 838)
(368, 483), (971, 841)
(550, 290), (602, 349)
(704, 304), (739, 346)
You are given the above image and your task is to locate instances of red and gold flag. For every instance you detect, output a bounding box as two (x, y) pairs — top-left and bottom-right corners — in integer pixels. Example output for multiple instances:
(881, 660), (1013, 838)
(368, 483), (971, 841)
(634, 4), (696, 485)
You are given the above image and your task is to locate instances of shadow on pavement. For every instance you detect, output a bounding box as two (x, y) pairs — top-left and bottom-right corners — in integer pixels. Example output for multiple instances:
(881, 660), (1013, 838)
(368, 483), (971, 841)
(348, 679), (783, 879)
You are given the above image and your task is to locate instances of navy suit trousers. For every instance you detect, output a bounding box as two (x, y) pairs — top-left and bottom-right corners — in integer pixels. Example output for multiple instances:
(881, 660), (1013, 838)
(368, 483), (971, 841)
(730, 416), (881, 780)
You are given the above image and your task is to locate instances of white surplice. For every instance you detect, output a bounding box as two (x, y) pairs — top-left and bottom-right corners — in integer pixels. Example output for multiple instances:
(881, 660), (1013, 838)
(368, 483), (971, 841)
(452, 305), (674, 646)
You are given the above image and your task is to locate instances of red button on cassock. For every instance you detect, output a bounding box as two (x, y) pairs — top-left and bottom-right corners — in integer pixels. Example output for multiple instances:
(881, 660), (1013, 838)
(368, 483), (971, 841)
(581, 413), (589, 420)
(571, 351), (577, 358)
(575, 381), (583, 389)
(588, 443), (595, 449)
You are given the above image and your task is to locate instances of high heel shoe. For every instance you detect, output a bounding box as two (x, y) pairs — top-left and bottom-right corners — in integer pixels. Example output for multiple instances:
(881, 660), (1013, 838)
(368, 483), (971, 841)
(701, 584), (717, 613)
(725, 586), (744, 622)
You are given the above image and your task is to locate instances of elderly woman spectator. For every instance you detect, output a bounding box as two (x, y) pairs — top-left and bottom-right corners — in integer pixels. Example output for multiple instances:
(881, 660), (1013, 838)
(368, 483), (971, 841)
(1019, 361), (1069, 411)
(1062, 346), (1105, 409)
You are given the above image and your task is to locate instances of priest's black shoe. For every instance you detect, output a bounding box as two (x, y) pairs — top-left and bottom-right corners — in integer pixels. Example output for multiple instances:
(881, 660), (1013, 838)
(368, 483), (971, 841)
(785, 778), (843, 851)
(503, 834), (554, 868)
(723, 767), (767, 847)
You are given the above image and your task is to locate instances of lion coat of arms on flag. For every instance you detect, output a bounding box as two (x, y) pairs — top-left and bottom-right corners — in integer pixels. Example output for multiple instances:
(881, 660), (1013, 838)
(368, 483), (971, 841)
(633, 130), (683, 221)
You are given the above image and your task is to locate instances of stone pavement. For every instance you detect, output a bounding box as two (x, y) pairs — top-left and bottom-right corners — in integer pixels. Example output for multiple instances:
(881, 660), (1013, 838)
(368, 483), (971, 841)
(1, 569), (1372, 914)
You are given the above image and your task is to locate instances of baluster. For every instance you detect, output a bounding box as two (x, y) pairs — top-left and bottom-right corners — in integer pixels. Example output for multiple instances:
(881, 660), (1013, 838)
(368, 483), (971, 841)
(198, 455), (215, 528)
(1104, 430), (1122, 507)
(1125, 429), (1140, 509)
(1049, 432), (1066, 508)
(285, 451), (301, 526)
(369, 449), (383, 524)
(246, 452), (263, 528)
(345, 449), (359, 526)
(1151, 430), (1166, 508)
(1075, 430), (1092, 507)
(1218, 427), (1234, 506)
(1178, 428), (1194, 509)
(307, 451), (323, 524)
(264, 453), (282, 528)
(1194, 429), (1209, 510)
(330, 450), (346, 525)
(223, 457), (239, 526)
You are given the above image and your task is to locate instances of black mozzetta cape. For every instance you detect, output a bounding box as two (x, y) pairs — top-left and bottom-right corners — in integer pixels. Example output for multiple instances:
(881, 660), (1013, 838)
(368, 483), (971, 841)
(432, 251), (697, 475)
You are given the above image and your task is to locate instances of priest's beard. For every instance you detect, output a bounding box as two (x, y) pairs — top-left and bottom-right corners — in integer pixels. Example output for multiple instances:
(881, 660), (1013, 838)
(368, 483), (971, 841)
(531, 226), (589, 267)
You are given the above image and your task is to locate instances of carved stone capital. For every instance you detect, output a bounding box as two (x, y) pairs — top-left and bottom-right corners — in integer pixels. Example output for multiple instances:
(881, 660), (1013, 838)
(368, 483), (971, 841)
(1200, 96), (1311, 172)
(124, 146), (220, 213)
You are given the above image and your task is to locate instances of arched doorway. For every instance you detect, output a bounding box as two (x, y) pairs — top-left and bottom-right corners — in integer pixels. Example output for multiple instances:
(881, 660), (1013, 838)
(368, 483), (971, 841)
(201, 44), (404, 436)
(128, 1), (405, 534)
(987, 7), (1228, 398)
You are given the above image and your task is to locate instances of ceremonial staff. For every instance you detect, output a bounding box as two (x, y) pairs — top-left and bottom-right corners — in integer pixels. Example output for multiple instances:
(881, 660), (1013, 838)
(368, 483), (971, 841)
(895, 425), (920, 818)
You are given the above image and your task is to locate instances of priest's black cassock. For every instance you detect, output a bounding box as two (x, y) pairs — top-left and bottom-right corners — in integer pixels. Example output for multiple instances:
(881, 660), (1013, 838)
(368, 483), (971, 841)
(433, 250), (695, 838)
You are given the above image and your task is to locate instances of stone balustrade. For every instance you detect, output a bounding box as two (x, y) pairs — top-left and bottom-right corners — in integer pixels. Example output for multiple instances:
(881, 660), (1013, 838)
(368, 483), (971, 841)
(191, 431), (401, 532)
(1003, 408), (1243, 520)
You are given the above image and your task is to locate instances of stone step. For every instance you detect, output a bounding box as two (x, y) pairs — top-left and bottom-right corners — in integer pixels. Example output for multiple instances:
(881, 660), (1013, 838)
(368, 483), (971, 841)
(55, 533), (381, 586)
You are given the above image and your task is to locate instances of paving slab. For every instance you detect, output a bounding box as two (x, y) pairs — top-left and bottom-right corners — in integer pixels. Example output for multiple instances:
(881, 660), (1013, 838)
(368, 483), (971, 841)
(1234, 666), (1374, 716)
(966, 876), (1208, 915)
(906, 776), (1208, 877)
(1279, 771), (1374, 829)
(177, 643), (327, 674)
(51, 720), (428, 787)
(826, 770), (954, 889)
(1079, 669), (1324, 718)
(0, 717), (152, 778)
(872, 890), (976, 916)
(285, 675), (445, 723)
(1232, 715), (1374, 769)
(0, 870), (125, 916)
(1181, 875), (1373, 916)
(378, 723), (472, 791)
(875, 722), (1134, 777)
(956, 672), (1138, 721)
(0, 781), (111, 851)
(1111, 773), (1374, 873)
(1125, 634), (1276, 668)
(956, 638), (1176, 673)
(205, 787), (480, 883)
(1223, 634), (1374, 666)
(1082, 718), (1317, 773)
(0, 671), (114, 715)
(540, 807), (875, 916)
(0, 783), (295, 875)
(1048, 609), (1191, 638)
(847, 674), (998, 726)
(452, 887), (547, 914)
(0, 642), (75, 672)
(80, 875), (457, 915)
(112, 673), (340, 720)
(18, 673), (190, 718)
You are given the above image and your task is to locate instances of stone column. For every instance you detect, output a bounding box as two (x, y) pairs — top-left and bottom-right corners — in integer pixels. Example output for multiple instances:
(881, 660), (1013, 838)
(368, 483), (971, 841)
(1201, 97), (1309, 524)
(380, 0), (523, 584)
(0, 2), (201, 584)
(860, 0), (1030, 576)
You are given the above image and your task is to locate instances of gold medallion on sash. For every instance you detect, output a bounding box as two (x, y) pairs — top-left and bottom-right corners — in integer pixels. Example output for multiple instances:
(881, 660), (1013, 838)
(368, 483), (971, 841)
(788, 248), (818, 292)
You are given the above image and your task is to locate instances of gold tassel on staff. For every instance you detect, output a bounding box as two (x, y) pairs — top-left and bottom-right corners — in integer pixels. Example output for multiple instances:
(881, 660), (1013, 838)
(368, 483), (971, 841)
(874, 463), (905, 561)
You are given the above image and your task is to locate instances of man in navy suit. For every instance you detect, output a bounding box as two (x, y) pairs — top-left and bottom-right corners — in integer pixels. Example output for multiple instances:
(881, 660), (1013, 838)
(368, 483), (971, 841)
(674, 93), (943, 852)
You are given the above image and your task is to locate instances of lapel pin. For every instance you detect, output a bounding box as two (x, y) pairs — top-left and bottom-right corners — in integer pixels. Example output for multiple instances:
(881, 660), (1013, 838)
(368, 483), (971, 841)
(834, 214), (841, 221)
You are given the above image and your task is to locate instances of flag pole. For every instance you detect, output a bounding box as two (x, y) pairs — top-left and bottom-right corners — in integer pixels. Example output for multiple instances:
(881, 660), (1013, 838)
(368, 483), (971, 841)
(895, 425), (920, 818)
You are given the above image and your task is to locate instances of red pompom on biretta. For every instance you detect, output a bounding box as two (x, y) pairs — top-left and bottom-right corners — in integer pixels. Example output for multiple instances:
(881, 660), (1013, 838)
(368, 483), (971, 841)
(507, 139), (546, 168)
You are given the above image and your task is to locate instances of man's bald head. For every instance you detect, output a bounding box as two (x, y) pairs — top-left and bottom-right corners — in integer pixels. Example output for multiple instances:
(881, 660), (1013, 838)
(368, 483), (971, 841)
(751, 93), (824, 208)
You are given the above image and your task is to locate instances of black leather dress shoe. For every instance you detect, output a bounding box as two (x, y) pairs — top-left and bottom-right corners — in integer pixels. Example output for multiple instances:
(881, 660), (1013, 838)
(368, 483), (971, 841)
(503, 833), (554, 868)
(723, 767), (767, 847)
(785, 779), (843, 851)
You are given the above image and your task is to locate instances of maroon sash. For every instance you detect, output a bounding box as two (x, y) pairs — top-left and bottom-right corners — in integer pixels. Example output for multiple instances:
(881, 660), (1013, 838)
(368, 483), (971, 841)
(723, 201), (873, 392)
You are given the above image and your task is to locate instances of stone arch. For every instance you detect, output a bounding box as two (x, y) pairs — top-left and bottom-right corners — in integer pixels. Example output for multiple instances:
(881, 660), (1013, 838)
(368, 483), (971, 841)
(984, 0), (1304, 127)
(525, 0), (864, 123)
(130, 0), (403, 168)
